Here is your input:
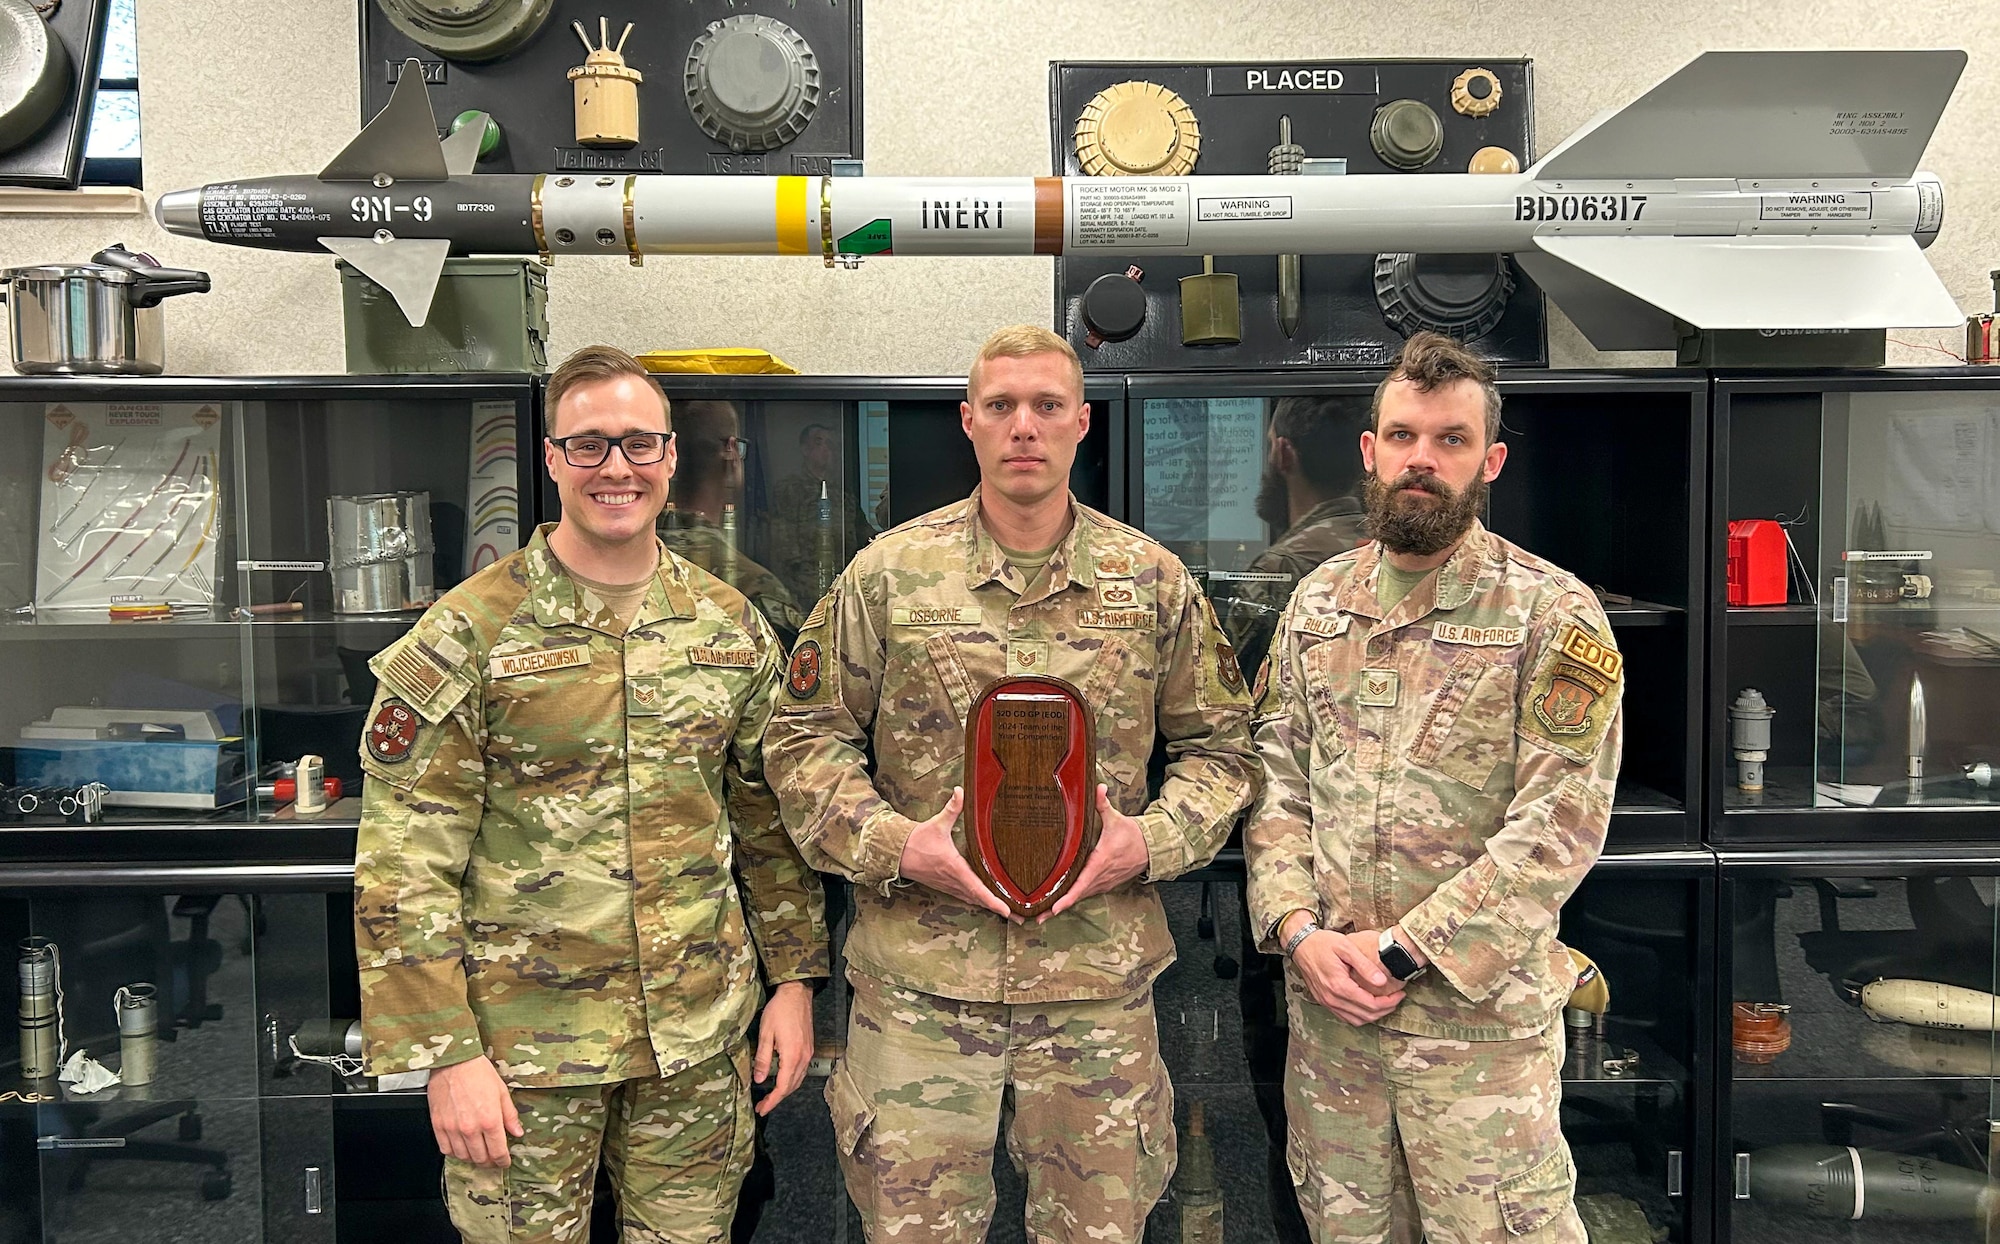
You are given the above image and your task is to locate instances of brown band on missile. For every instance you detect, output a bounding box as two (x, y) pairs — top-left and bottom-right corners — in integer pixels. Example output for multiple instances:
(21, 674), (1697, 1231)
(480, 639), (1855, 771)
(1034, 178), (1064, 255)
(530, 173), (549, 260)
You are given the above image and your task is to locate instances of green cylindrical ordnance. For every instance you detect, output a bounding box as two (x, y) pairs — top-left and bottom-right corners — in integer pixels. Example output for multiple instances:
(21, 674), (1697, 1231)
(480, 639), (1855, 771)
(115, 983), (158, 1086)
(1861, 978), (2000, 1031)
(17, 936), (57, 1080)
(1174, 1098), (1222, 1244)
(1747, 1144), (1991, 1221)
(1574, 1193), (1663, 1244)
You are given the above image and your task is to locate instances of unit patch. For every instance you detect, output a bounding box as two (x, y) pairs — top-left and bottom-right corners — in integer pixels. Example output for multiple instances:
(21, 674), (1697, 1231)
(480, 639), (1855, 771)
(1532, 661), (1611, 737)
(1434, 622), (1525, 647)
(490, 644), (590, 679)
(787, 641), (823, 700)
(1295, 614), (1352, 638)
(689, 646), (759, 668)
(1357, 669), (1400, 708)
(1080, 609), (1150, 629)
(1216, 640), (1245, 694)
(369, 699), (421, 764)
(890, 606), (982, 626)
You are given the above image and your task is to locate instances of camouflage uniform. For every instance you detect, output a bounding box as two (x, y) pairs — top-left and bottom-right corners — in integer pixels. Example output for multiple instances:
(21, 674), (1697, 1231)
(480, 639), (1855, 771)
(657, 507), (806, 648)
(763, 488), (1259, 1244)
(1244, 520), (1622, 1244)
(355, 523), (829, 1243)
(1219, 496), (1366, 686)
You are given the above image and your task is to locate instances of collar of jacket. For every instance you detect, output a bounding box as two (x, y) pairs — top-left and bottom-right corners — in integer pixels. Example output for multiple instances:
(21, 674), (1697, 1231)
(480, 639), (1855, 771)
(1335, 519), (1501, 626)
(523, 522), (696, 634)
(961, 486), (1103, 597)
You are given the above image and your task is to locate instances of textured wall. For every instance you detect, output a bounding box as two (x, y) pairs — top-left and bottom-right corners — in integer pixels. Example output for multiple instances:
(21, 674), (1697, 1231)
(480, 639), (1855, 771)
(2, 1), (1994, 375)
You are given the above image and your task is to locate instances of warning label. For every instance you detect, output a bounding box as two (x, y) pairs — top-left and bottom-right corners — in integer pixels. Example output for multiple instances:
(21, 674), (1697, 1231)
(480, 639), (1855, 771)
(1070, 182), (1190, 248)
(1759, 192), (1872, 221)
(1197, 195), (1293, 222)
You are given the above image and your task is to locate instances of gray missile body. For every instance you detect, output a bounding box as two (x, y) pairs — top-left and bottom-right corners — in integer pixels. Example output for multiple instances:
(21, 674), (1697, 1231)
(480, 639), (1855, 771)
(157, 50), (1970, 340)
(1746, 1144), (1991, 1222)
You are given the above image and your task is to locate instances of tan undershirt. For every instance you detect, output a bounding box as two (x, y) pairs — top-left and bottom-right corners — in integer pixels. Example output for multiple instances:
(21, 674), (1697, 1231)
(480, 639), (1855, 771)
(564, 550), (660, 634)
(994, 538), (1060, 593)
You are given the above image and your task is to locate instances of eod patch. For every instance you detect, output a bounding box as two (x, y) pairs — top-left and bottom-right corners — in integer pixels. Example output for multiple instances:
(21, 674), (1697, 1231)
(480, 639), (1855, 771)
(1524, 623), (1621, 756)
(788, 641), (823, 700)
(369, 699), (421, 763)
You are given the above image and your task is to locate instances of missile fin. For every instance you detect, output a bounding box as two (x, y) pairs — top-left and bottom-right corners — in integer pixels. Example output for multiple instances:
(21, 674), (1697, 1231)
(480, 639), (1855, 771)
(1530, 233), (1963, 338)
(440, 113), (489, 177)
(320, 59), (449, 183)
(1533, 50), (1965, 182)
(1513, 246), (1680, 351)
(320, 235), (450, 327)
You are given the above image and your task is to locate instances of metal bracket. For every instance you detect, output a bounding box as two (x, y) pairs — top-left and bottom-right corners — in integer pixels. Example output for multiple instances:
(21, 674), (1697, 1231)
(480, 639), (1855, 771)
(1666, 1149), (1684, 1197)
(1734, 1151), (1752, 1199)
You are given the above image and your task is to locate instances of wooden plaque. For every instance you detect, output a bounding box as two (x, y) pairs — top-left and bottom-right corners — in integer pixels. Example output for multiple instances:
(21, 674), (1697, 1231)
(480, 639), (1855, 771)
(963, 674), (1100, 919)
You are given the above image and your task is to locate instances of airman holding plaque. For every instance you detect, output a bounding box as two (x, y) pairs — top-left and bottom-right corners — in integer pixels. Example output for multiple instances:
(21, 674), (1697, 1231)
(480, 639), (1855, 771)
(764, 325), (1259, 1244)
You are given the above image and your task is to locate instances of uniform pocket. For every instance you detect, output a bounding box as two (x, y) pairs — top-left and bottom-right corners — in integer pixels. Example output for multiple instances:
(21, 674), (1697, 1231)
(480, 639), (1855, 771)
(1300, 641), (1352, 755)
(442, 1156), (512, 1244)
(1495, 1146), (1576, 1236)
(825, 1062), (877, 1158)
(880, 636), (971, 782)
(1409, 651), (1517, 791)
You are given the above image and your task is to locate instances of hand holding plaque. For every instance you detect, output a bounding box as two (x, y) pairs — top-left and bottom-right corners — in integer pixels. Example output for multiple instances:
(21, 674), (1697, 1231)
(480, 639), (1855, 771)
(962, 675), (1100, 919)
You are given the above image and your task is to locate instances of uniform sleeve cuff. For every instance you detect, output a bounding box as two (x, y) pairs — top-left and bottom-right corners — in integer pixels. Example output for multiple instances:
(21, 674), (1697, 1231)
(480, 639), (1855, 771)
(1136, 810), (1186, 882)
(857, 806), (919, 894)
(358, 961), (484, 1076)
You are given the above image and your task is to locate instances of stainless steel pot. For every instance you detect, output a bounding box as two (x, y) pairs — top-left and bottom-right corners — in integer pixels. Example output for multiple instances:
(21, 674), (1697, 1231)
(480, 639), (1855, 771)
(0, 244), (210, 375)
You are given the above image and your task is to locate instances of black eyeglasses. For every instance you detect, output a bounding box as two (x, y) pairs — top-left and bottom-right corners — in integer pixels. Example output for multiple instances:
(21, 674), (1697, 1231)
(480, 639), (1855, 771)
(549, 432), (674, 468)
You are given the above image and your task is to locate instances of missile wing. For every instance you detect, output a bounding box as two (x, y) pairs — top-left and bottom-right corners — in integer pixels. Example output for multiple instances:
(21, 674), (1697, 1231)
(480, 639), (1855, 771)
(157, 50), (1969, 341)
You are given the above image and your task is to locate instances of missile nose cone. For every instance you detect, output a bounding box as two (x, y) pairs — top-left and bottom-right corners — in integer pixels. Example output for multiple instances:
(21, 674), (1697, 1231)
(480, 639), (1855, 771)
(154, 189), (202, 237)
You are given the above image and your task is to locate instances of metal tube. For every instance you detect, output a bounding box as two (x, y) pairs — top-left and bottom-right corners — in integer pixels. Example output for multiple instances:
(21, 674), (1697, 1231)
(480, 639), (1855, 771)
(115, 983), (158, 1085)
(17, 937), (58, 1079)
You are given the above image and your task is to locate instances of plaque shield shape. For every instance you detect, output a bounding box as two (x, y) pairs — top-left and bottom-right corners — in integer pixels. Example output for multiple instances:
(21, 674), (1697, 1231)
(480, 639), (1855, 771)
(963, 674), (1100, 919)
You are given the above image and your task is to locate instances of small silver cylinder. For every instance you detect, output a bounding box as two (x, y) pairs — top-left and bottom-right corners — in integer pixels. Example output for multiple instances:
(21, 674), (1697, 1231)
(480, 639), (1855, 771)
(116, 983), (158, 1086)
(327, 492), (437, 614)
(18, 937), (58, 1079)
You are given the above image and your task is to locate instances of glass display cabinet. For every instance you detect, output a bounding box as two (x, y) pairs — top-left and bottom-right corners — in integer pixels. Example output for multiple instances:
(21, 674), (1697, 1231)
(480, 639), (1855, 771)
(1717, 848), (1999, 1243)
(0, 375), (537, 843)
(536, 374), (1125, 647)
(1126, 371), (1706, 848)
(1712, 371), (2000, 842)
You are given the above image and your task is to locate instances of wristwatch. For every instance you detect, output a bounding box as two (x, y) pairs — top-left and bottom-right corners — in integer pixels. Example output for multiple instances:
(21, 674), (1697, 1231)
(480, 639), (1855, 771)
(1378, 928), (1427, 982)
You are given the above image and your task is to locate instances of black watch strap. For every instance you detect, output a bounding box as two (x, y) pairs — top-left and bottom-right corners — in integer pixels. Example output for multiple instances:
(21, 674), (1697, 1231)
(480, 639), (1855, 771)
(1378, 931), (1425, 982)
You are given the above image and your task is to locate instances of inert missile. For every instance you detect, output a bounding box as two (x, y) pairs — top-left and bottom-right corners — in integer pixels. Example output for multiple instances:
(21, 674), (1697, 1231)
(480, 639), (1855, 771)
(156, 50), (1969, 342)
(1745, 1144), (1991, 1222)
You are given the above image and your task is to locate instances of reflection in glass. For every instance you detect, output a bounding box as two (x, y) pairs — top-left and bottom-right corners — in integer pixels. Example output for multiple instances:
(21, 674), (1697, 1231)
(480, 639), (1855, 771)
(657, 400), (803, 648)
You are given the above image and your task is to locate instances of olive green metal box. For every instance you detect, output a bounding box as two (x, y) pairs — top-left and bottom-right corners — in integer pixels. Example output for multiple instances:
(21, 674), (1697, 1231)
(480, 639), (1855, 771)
(338, 257), (549, 374)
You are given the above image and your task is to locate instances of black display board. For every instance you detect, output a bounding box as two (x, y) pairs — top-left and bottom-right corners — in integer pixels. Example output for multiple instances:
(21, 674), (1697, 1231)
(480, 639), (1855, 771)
(0, 0), (108, 189)
(1052, 59), (1546, 371)
(359, 0), (861, 177)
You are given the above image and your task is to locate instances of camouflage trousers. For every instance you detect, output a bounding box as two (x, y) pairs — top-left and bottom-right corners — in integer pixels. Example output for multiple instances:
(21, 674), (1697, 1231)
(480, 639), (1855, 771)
(443, 1044), (756, 1244)
(1284, 982), (1584, 1244)
(825, 972), (1176, 1244)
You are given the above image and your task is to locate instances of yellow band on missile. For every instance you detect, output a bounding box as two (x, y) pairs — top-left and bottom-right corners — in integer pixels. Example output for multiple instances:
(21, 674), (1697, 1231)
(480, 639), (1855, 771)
(776, 177), (811, 255)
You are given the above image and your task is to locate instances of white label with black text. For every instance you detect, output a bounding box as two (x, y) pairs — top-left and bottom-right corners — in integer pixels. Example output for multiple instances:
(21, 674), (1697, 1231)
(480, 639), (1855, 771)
(1759, 193), (1872, 221)
(1196, 196), (1293, 223)
(1069, 182), (1191, 248)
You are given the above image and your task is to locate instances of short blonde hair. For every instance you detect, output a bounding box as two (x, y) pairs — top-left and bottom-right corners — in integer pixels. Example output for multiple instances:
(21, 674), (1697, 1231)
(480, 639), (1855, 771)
(969, 324), (1084, 397)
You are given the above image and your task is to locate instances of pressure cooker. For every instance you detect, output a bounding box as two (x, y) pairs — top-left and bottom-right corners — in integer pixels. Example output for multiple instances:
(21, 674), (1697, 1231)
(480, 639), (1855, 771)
(0, 244), (210, 375)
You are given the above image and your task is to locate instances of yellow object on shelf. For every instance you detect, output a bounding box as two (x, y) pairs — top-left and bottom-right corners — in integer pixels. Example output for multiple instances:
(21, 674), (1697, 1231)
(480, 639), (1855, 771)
(635, 348), (800, 375)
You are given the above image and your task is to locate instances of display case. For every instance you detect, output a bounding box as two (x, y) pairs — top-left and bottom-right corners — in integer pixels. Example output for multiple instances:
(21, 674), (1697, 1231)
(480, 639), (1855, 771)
(1711, 371), (2000, 842)
(535, 375), (1126, 643)
(0, 375), (537, 843)
(1716, 848), (1999, 1243)
(1126, 371), (1706, 847)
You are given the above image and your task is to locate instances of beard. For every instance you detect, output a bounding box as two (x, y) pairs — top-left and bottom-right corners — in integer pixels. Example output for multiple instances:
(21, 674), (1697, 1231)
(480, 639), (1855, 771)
(1254, 461), (1290, 531)
(1363, 468), (1486, 557)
